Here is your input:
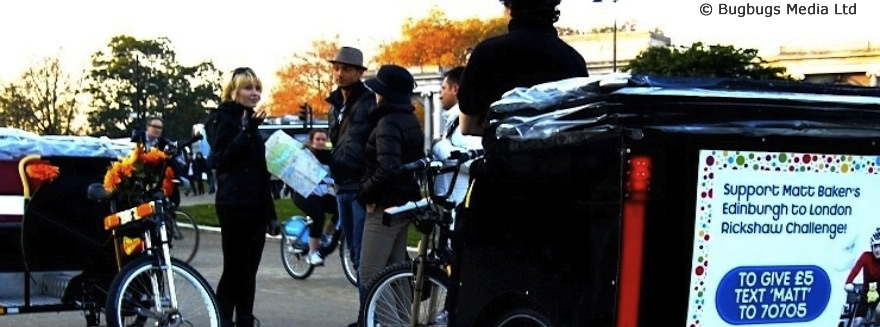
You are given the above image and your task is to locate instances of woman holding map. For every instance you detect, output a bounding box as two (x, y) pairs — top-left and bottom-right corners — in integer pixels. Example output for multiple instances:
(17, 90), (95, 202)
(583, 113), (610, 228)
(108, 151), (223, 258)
(292, 129), (337, 266)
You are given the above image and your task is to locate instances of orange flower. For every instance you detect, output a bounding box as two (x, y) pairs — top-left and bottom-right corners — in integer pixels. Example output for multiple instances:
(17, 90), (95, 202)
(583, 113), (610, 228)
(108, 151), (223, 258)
(25, 162), (60, 182)
(162, 166), (175, 196)
(103, 165), (122, 193)
(118, 162), (134, 178)
(141, 148), (168, 166)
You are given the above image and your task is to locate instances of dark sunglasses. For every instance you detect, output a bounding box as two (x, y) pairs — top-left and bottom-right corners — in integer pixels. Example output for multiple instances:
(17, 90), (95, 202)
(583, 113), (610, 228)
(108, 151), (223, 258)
(233, 67), (254, 75)
(148, 124), (164, 129)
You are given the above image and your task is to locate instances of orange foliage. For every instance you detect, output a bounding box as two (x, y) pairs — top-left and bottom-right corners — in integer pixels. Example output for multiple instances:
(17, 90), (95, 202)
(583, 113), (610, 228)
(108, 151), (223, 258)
(269, 38), (340, 120)
(374, 9), (508, 68)
(412, 99), (425, 129)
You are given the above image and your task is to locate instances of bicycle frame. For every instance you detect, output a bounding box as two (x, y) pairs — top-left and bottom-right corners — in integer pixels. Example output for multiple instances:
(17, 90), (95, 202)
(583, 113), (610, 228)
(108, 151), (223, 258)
(105, 197), (181, 314)
(382, 149), (482, 327)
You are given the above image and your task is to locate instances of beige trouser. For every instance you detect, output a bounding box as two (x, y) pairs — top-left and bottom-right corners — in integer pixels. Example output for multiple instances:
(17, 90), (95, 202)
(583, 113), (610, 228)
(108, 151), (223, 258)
(359, 206), (411, 288)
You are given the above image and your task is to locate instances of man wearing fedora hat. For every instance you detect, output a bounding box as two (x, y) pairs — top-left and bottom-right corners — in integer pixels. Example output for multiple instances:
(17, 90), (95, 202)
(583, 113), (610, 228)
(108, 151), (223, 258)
(358, 64), (425, 298)
(326, 46), (376, 299)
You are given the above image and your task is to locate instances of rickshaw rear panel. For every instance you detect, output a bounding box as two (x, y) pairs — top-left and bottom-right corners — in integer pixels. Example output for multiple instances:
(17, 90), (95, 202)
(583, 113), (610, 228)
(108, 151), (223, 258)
(0, 155), (119, 317)
(452, 75), (880, 326)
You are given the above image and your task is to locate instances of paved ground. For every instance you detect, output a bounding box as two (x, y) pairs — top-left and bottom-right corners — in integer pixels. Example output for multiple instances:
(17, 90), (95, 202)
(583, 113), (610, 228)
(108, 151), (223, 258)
(0, 214), (362, 327)
(179, 191), (219, 206)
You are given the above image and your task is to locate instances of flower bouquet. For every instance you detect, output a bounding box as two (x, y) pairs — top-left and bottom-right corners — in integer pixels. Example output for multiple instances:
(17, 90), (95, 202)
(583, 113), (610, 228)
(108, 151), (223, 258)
(103, 145), (175, 202)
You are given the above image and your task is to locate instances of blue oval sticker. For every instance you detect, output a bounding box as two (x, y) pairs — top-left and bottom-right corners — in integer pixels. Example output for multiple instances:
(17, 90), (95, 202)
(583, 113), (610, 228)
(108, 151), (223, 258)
(715, 265), (830, 324)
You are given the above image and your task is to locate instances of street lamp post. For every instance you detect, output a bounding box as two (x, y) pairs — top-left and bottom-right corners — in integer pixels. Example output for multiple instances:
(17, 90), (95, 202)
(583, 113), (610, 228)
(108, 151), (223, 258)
(135, 54), (142, 125)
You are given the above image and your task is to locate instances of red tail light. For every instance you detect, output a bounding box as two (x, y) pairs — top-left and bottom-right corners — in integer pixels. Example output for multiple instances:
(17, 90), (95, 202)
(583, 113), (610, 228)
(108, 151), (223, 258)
(617, 155), (652, 327)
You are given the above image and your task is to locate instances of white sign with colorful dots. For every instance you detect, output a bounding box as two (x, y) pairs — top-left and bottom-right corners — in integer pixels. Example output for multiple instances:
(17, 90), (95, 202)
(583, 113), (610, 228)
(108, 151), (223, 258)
(687, 150), (880, 327)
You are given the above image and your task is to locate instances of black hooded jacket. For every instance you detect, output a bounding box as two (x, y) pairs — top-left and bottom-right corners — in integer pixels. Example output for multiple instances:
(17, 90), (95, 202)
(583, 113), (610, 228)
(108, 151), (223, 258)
(208, 101), (276, 220)
(458, 17), (588, 147)
(359, 102), (424, 207)
(327, 82), (377, 192)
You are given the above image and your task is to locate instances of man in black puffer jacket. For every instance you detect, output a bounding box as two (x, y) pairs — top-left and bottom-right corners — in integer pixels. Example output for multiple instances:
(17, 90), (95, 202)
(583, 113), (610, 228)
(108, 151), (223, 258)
(325, 47), (376, 302)
(357, 64), (424, 294)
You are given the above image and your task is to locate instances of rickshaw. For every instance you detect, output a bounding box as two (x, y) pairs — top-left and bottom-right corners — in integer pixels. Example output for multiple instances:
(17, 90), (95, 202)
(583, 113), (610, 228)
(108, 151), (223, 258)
(0, 130), (219, 327)
(447, 74), (880, 327)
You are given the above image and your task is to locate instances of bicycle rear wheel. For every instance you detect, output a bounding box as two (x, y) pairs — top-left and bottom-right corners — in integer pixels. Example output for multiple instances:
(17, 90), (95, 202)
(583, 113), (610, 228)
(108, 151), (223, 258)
(360, 260), (449, 326)
(169, 210), (200, 263)
(338, 236), (358, 286)
(106, 256), (220, 327)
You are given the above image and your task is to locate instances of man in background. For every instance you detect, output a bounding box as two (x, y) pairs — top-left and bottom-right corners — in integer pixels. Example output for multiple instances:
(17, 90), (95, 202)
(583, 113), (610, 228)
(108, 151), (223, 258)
(131, 116), (170, 151)
(325, 46), (377, 309)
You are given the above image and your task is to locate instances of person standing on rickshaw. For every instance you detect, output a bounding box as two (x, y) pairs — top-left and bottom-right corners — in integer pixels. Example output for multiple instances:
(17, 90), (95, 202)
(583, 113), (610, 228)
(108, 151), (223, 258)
(845, 229), (880, 326)
(456, 0), (589, 237)
(454, 0), (589, 324)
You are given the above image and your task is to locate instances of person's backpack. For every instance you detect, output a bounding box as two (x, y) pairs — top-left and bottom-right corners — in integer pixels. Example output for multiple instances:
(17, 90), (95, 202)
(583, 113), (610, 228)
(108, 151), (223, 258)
(202, 108), (220, 169)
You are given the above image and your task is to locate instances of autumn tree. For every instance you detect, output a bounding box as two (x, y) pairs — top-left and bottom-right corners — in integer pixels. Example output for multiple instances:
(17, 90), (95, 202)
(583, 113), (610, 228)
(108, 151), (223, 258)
(0, 57), (83, 135)
(87, 35), (221, 139)
(626, 42), (789, 80)
(374, 9), (507, 68)
(269, 38), (339, 120)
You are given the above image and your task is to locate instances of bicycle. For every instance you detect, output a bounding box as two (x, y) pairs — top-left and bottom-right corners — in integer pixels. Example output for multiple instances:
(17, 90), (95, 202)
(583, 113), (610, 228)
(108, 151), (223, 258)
(165, 178), (200, 265)
(844, 283), (880, 327)
(358, 149), (482, 327)
(168, 207), (199, 264)
(280, 212), (358, 286)
(88, 134), (220, 327)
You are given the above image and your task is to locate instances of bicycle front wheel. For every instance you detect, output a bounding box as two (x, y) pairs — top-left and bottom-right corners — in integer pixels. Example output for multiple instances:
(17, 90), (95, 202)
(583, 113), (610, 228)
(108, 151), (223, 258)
(360, 260), (450, 327)
(170, 210), (200, 263)
(106, 256), (220, 327)
(281, 233), (314, 279)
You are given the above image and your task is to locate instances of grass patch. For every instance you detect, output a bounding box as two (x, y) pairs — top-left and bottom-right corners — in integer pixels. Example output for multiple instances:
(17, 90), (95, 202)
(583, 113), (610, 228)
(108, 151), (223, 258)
(178, 199), (304, 227)
(180, 199), (421, 247)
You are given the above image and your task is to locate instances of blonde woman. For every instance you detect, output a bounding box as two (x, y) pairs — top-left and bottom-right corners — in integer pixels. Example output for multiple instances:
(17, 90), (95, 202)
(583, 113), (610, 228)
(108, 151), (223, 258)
(207, 67), (278, 327)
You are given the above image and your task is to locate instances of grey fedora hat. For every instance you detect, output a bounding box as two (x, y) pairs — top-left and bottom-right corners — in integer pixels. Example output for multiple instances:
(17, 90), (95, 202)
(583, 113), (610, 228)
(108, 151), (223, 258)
(328, 46), (367, 70)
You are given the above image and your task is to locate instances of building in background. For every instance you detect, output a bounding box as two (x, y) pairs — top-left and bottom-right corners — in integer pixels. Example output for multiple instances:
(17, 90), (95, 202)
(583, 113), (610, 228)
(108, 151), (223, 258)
(400, 34), (880, 151)
(565, 30), (672, 75)
(767, 42), (880, 86)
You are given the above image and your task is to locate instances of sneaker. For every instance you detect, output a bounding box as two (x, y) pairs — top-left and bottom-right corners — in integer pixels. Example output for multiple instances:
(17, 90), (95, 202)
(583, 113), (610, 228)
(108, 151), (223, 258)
(306, 251), (324, 266)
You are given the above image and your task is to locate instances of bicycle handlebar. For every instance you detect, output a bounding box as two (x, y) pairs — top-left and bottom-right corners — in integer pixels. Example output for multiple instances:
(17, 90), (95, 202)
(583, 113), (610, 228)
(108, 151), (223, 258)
(450, 149), (485, 162)
(401, 149), (485, 173)
(164, 134), (204, 157)
(402, 157), (431, 172)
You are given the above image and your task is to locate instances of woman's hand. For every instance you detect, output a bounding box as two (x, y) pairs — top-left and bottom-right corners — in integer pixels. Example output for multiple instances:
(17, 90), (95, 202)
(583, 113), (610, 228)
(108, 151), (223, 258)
(254, 105), (269, 120)
(245, 106), (269, 132)
(366, 203), (376, 214)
